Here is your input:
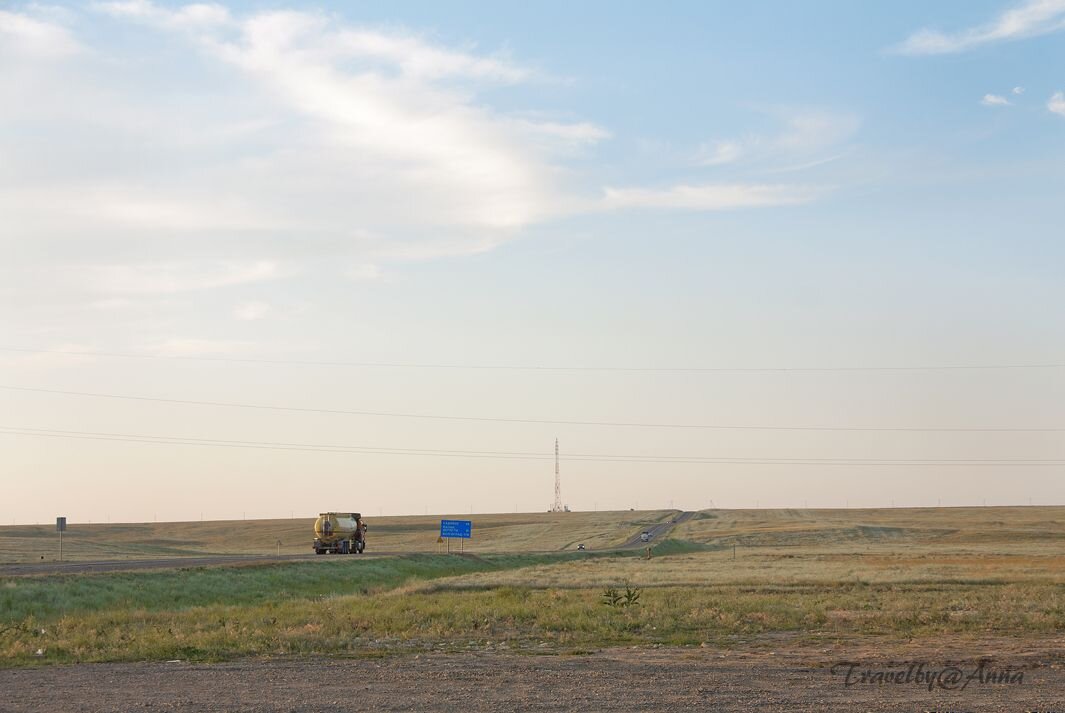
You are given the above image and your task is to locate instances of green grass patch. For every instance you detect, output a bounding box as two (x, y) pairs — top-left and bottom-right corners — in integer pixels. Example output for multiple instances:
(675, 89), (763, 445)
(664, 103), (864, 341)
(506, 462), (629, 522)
(0, 553), (596, 625)
(649, 538), (712, 556)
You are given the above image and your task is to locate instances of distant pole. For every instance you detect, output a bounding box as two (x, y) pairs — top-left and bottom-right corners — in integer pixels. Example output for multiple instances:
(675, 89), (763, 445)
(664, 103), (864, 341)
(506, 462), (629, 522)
(59, 529), (63, 562)
(732, 544), (736, 560)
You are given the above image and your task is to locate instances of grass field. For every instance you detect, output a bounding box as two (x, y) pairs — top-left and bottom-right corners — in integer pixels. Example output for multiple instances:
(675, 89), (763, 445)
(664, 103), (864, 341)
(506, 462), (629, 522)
(4, 507), (1065, 667)
(0, 510), (674, 563)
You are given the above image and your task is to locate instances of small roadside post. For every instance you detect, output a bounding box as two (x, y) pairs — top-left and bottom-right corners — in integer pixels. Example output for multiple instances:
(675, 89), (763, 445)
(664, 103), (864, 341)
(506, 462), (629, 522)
(56, 516), (66, 562)
(439, 519), (472, 554)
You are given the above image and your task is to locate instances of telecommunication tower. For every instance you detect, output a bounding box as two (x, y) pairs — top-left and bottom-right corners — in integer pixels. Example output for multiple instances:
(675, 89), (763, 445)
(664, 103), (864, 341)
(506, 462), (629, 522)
(551, 438), (563, 513)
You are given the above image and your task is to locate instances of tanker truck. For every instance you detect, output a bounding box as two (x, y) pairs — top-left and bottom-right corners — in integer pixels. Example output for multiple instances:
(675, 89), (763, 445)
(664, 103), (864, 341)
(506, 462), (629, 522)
(313, 512), (366, 554)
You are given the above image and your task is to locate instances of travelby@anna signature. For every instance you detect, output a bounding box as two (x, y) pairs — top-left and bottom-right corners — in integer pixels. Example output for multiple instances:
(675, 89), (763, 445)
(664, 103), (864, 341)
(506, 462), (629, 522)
(830, 661), (1024, 691)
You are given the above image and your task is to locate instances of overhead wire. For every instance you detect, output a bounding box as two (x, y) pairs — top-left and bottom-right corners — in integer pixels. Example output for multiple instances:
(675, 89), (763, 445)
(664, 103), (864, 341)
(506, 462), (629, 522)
(1, 426), (1063, 466)
(1, 384), (1062, 433)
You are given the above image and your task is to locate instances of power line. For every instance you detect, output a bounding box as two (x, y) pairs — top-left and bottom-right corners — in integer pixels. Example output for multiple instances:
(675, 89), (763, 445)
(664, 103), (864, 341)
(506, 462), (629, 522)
(1, 426), (1063, 466)
(2, 346), (1063, 373)
(1, 384), (1063, 433)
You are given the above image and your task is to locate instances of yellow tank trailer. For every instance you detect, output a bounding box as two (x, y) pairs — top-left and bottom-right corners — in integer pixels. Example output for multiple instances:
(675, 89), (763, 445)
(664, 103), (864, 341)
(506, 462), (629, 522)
(313, 512), (367, 554)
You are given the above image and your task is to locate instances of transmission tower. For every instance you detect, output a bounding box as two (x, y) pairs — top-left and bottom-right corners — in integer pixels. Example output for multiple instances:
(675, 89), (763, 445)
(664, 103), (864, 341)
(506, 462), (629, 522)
(551, 438), (563, 513)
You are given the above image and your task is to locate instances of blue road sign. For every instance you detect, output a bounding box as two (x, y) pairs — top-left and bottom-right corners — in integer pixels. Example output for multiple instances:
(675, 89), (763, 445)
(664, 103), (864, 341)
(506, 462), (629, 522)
(440, 519), (472, 539)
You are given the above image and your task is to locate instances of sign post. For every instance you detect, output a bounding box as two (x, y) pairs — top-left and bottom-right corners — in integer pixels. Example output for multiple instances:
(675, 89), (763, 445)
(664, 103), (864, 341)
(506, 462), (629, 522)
(56, 517), (66, 562)
(439, 519), (472, 554)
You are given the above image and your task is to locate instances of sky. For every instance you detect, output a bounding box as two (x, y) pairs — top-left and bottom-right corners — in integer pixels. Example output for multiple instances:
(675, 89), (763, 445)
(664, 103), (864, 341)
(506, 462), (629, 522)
(2, 0), (1064, 524)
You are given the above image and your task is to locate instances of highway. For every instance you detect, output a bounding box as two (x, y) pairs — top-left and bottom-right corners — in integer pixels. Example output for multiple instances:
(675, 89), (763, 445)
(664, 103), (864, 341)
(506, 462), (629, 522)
(0, 513), (694, 576)
(619, 511), (695, 547)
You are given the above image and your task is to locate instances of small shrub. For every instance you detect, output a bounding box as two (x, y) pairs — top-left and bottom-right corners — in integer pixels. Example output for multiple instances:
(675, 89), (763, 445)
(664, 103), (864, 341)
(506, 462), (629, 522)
(601, 587), (622, 607)
(601, 584), (640, 608)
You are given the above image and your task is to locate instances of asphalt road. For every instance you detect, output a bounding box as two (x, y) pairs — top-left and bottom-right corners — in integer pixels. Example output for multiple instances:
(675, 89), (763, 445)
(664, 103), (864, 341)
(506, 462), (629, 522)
(620, 510), (695, 548)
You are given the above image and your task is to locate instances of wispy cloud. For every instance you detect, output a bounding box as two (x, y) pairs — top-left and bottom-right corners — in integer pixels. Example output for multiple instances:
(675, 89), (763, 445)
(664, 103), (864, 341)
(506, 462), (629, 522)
(696, 111), (859, 171)
(895, 0), (1065, 55)
(1013, 86), (1026, 95)
(144, 338), (256, 357)
(1049, 92), (1065, 116)
(695, 140), (745, 166)
(3, 1), (609, 277)
(981, 93), (1011, 107)
(233, 301), (271, 321)
(84, 261), (281, 295)
(601, 183), (821, 212)
(2, 1), (821, 317)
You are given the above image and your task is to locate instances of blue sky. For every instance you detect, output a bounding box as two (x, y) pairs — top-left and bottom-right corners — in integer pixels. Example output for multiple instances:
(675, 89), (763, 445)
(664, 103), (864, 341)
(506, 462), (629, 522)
(1, 1), (1063, 523)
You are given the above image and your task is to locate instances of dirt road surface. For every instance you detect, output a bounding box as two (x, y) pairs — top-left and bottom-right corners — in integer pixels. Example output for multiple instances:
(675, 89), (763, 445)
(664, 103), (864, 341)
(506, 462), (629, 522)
(4, 642), (1062, 712)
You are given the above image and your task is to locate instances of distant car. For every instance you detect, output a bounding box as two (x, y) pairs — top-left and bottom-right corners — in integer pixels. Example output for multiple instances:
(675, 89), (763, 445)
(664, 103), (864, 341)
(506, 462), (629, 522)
(640, 531), (650, 542)
(576, 543), (586, 551)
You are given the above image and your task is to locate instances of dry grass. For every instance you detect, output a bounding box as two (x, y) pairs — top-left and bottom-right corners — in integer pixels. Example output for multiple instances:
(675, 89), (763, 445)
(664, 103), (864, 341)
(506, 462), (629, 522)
(0, 510), (674, 563)
(7, 507), (1065, 666)
(674, 506), (1065, 549)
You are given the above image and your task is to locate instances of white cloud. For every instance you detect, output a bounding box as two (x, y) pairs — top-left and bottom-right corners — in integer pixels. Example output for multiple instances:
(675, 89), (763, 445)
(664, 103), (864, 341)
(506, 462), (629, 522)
(895, 0), (1065, 55)
(1013, 86), (1026, 94)
(345, 264), (384, 282)
(0, 9), (80, 58)
(93, 1), (232, 29)
(233, 301), (271, 321)
(601, 183), (821, 212)
(328, 27), (529, 83)
(981, 93), (1011, 107)
(1049, 92), (1065, 116)
(84, 261), (280, 295)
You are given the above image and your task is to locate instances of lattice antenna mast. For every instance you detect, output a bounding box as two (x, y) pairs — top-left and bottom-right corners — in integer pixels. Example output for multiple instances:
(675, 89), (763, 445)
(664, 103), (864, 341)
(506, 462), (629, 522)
(552, 438), (563, 513)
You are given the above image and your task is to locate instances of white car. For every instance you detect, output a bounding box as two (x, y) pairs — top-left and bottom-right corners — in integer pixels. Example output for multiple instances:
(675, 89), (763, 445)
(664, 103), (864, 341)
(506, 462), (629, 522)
(640, 531), (650, 542)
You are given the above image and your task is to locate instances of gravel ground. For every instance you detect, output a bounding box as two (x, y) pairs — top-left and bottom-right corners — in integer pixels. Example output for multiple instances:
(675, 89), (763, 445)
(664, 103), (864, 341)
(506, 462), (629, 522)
(4, 641), (1065, 712)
